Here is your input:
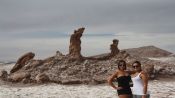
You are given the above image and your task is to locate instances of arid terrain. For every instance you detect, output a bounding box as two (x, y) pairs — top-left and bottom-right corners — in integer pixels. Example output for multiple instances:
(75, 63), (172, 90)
(1, 28), (175, 98)
(0, 74), (175, 98)
(1, 49), (175, 98)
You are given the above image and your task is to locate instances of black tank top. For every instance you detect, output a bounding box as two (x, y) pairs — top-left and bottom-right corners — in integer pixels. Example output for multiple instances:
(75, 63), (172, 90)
(117, 75), (132, 88)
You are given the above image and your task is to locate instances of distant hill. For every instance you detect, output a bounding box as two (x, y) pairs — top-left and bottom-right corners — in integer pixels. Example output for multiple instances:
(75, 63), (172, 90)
(124, 45), (173, 58)
(87, 45), (173, 58)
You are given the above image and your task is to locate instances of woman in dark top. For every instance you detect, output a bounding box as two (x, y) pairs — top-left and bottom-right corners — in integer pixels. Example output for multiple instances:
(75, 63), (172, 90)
(108, 60), (132, 98)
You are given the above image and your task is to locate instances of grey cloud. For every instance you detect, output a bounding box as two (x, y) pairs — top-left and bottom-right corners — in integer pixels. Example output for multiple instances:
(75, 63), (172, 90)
(1, 0), (175, 61)
(0, 0), (175, 35)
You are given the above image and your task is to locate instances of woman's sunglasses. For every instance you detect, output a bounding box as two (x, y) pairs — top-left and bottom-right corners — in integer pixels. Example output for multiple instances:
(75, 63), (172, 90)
(119, 64), (126, 67)
(132, 65), (140, 68)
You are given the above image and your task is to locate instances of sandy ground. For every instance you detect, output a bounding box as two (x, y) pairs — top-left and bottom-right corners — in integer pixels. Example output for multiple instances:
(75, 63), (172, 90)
(0, 79), (175, 98)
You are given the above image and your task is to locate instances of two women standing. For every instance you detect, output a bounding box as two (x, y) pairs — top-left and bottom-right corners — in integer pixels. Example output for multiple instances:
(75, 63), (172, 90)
(108, 60), (149, 98)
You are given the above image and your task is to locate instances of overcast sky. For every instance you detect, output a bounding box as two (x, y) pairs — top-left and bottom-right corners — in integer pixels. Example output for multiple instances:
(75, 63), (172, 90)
(0, 0), (175, 61)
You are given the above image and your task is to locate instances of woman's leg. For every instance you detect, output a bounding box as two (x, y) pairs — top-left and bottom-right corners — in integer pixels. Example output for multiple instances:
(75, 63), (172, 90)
(132, 95), (142, 98)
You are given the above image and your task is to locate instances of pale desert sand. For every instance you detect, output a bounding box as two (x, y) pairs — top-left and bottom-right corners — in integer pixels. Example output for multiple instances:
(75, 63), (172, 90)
(0, 79), (175, 98)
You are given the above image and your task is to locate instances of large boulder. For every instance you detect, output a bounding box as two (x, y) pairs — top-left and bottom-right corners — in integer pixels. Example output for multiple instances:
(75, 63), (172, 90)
(8, 72), (31, 82)
(10, 52), (35, 73)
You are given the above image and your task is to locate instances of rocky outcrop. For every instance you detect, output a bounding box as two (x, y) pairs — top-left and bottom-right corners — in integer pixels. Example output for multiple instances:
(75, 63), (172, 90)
(2, 28), (175, 85)
(5, 50), (175, 84)
(142, 64), (156, 79)
(0, 70), (8, 80)
(25, 60), (43, 69)
(8, 72), (31, 82)
(69, 27), (85, 60)
(35, 73), (50, 83)
(110, 39), (120, 56)
(153, 62), (175, 76)
(10, 52), (35, 73)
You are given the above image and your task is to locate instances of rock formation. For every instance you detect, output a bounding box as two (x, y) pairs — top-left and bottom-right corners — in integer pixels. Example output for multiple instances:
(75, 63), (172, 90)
(10, 52), (35, 73)
(0, 70), (8, 80)
(69, 27), (85, 60)
(1, 27), (174, 85)
(35, 73), (50, 83)
(110, 39), (120, 56)
(8, 72), (31, 82)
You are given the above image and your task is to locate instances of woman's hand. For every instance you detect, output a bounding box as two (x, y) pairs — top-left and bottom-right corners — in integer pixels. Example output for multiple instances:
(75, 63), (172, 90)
(142, 95), (146, 98)
(116, 87), (123, 90)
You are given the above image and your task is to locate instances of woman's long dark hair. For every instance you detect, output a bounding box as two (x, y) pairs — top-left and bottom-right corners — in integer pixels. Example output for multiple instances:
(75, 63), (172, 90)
(132, 61), (142, 71)
(132, 61), (141, 66)
(117, 60), (126, 70)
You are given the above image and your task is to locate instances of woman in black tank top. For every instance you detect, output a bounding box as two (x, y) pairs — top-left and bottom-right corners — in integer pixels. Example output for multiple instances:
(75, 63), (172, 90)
(108, 60), (132, 98)
(117, 75), (132, 96)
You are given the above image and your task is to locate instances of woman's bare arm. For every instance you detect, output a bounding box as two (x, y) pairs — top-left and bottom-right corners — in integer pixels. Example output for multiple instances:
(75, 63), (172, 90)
(126, 70), (135, 75)
(141, 71), (148, 98)
(107, 71), (118, 90)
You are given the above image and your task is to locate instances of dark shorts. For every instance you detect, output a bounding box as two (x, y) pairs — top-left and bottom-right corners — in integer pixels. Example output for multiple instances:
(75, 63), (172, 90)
(117, 88), (132, 95)
(133, 94), (150, 98)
